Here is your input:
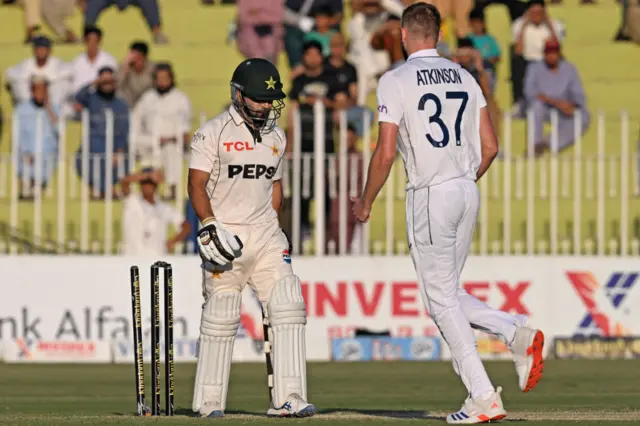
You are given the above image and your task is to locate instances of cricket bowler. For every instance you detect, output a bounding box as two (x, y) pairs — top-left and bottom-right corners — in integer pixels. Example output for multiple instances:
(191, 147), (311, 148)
(188, 58), (315, 418)
(353, 4), (544, 423)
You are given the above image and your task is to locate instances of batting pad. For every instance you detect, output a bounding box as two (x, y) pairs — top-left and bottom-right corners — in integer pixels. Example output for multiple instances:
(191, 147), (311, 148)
(267, 275), (308, 407)
(192, 290), (241, 413)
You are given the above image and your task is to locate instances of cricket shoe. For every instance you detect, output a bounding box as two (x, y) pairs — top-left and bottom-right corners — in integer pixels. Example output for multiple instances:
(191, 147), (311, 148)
(510, 326), (545, 392)
(266, 394), (316, 418)
(198, 403), (224, 418)
(446, 387), (507, 424)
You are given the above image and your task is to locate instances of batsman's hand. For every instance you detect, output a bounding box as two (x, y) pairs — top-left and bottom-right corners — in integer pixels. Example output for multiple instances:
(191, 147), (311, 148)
(197, 220), (243, 266)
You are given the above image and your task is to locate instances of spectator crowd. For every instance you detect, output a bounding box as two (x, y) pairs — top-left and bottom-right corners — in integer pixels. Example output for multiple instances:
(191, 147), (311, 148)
(3, 0), (595, 255)
(230, 0), (591, 249)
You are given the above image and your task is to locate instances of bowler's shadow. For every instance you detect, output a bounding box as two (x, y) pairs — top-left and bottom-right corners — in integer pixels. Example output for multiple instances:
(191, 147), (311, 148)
(321, 408), (439, 420)
(125, 408), (526, 421)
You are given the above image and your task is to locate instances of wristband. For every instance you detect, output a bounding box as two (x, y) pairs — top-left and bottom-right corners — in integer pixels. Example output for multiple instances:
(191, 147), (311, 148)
(202, 217), (216, 226)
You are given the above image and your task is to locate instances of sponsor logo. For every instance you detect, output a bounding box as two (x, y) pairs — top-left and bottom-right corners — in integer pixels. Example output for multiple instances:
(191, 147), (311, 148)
(16, 339), (97, 360)
(377, 105), (387, 114)
(282, 249), (291, 264)
(336, 339), (363, 361)
(228, 164), (277, 179)
(0, 306), (192, 341)
(552, 336), (640, 360)
(409, 336), (439, 360)
(114, 338), (198, 360)
(566, 272), (637, 336)
(223, 141), (254, 152)
(299, 280), (530, 318)
(199, 230), (212, 245)
(331, 336), (440, 361)
(463, 280), (531, 314)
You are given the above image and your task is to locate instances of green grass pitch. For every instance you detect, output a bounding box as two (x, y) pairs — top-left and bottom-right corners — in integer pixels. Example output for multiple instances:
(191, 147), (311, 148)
(0, 361), (638, 424)
(0, 0), (638, 253)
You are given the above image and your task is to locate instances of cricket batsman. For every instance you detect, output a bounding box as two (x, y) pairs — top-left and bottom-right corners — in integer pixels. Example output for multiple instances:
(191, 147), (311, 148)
(188, 58), (316, 418)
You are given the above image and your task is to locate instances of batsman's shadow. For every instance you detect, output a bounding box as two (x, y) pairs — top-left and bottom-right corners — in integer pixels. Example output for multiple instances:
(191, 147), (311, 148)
(174, 407), (439, 420)
(167, 408), (434, 419)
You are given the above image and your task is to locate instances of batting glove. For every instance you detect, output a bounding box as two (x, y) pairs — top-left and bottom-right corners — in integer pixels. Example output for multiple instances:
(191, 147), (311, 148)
(197, 219), (243, 266)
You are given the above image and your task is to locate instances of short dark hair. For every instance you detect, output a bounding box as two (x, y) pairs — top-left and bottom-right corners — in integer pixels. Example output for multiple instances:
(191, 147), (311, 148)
(401, 2), (441, 41)
(457, 37), (474, 49)
(32, 35), (52, 48)
(313, 5), (333, 17)
(84, 25), (103, 39)
(130, 41), (149, 56)
(154, 62), (175, 82)
(528, 0), (545, 8)
(469, 8), (484, 21)
(302, 40), (323, 54)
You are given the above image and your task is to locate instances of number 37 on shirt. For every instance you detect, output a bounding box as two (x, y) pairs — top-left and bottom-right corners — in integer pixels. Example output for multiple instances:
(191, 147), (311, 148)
(375, 68), (486, 150)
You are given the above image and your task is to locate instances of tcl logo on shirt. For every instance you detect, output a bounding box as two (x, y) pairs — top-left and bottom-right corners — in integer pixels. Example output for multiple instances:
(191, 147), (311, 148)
(228, 164), (276, 179)
(224, 141), (253, 152)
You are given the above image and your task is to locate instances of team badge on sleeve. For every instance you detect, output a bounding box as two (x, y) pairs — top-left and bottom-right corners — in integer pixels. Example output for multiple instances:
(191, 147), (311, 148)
(192, 132), (205, 146)
(282, 249), (291, 264)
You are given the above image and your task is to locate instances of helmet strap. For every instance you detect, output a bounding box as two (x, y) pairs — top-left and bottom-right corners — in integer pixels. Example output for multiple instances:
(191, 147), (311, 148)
(230, 87), (281, 137)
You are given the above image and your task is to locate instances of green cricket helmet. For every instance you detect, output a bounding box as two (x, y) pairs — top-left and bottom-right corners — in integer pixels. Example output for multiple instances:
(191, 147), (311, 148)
(230, 58), (286, 135)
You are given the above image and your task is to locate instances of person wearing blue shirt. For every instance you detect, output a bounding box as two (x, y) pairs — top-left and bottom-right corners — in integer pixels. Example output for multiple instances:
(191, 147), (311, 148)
(183, 198), (200, 254)
(468, 8), (501, 93)
(16, 76), (59, 197)
(524, 40), (590, 156)
(74, 66), (130, 198)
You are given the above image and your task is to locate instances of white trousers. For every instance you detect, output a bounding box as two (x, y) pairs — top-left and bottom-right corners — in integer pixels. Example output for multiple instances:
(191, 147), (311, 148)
(160, 142), (182, 186)
(136, 142), (183, 186)
(406, 178), (522, 399)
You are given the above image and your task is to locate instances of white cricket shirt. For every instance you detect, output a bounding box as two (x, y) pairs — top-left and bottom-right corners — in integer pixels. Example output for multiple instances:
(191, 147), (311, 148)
(123, 193), (185, 255)
(376, 48), (486, 190)
(69, 50), (117, 94)
(189, 106), (286, 225)
(512, 18), (565, 62)
(5, 56), (70, 106)
(132, 87), (192, 154)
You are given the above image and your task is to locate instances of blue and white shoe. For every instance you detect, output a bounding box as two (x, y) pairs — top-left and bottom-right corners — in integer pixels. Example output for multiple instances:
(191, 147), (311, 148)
(446, 387), (506, 424)
(266, 394), (316, 418)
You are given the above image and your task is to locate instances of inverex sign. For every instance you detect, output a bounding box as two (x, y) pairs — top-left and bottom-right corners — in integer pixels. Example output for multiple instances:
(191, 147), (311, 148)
(1, 255), (635, 361)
